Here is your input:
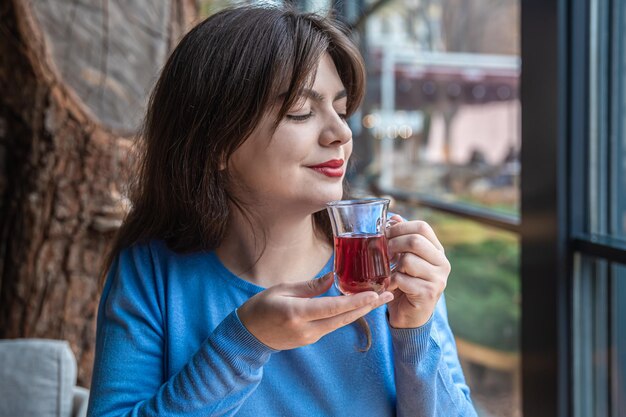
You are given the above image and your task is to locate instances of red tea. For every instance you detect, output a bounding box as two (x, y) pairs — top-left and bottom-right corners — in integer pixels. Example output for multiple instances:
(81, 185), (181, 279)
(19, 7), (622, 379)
(334, 233), (391, 294)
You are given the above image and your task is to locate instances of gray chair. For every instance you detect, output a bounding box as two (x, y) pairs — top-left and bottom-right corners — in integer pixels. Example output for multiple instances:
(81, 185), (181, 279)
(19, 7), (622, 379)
(0, 339), (89, 417)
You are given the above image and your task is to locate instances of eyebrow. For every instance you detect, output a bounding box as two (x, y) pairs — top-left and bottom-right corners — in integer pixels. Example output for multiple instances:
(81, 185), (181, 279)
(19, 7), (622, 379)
(304, 88), (347, 102)
(278, 89), (348, 102)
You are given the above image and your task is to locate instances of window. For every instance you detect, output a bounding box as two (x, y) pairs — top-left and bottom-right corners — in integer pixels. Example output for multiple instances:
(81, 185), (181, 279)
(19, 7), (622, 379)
(358, 1), (521, 416)
(523, 0), (626, 416)
(569, 0), (626, 416)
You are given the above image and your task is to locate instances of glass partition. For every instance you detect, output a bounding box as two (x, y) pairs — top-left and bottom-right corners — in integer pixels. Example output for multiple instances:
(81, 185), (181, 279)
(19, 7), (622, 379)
(573, 257), (626, 417)
(358, 0), (520, 217)
(392, 201), (521, 417)
(614, 265), (626, 417)
(572, 1), (626, 414)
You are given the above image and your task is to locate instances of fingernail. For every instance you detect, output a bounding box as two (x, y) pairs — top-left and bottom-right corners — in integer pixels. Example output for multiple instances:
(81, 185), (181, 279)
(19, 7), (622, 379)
(381, 293), (394, 303)
(366, 294), (378, 304)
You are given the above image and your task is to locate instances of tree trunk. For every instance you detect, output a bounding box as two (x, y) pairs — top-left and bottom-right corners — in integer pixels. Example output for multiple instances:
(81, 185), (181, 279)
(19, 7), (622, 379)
(0, 0), (196, 386)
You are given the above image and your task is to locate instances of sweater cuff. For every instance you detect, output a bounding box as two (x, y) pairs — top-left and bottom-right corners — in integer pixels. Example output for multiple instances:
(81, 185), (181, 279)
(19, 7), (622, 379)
(389, 313), (435, 364)
(208, 310), (279, 375)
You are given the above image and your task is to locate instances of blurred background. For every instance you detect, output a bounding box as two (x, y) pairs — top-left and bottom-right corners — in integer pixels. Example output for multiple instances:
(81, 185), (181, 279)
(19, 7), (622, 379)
(205, 2), (522, 416)
(1, 1), (624, 417)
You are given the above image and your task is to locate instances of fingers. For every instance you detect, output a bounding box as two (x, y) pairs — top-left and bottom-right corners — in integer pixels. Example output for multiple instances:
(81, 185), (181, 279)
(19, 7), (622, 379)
(386, 220), (444, 252)
(389, 214), (404, 224)
(300, 290), (387, 320)
(313, 291), (394, 333)
(391, 253), (439, 281)
(239, 276), (393, 350)
(386, 271), (446, 301)
(388, 234), (448, 267)
(281, 272), (334, 297)
(386, 215), (404, 230)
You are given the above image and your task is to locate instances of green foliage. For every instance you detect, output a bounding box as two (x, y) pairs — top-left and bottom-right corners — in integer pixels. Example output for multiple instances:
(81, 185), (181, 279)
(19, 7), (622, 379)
(199, 0), (242, 17)
(199, 0), (284, 18)
(392, 206), (521, 352)
(444, 238), (520, 352)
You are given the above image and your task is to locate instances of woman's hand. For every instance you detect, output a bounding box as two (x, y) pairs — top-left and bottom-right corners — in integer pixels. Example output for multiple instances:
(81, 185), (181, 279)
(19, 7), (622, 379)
(386, 216), (451, 329)
(237, 273), (394, 350)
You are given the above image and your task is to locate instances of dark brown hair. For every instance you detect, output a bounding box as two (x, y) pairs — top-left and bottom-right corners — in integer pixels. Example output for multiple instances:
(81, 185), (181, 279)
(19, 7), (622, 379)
(101, 4), (370, 348)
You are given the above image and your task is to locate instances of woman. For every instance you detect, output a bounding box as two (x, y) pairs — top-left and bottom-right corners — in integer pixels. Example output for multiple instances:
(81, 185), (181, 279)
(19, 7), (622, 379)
(87, 5), (477, 417)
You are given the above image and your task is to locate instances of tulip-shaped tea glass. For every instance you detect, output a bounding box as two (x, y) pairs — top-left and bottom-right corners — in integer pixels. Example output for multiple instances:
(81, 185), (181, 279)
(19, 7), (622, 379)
(326, 198), (396, 295)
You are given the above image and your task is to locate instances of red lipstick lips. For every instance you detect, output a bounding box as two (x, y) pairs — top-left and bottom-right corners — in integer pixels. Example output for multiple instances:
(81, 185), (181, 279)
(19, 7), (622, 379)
(307, 159), (345, 178)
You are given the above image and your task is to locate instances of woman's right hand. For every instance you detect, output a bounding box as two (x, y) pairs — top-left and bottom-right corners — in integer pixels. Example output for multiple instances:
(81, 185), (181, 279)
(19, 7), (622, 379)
(237, 272), (394, 350)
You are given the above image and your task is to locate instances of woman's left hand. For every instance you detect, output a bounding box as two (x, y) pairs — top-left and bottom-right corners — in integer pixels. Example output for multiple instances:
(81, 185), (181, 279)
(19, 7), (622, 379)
(385, 215), (451, 329)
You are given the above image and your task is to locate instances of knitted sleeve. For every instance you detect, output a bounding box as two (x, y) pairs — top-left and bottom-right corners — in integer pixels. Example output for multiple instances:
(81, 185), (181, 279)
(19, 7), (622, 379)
(390, 295), (478, 417)
(87, 244), (276, 417)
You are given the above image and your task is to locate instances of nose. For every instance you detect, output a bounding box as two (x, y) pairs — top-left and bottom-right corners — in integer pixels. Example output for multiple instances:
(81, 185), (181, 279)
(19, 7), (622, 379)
(319, 113), (352, 147)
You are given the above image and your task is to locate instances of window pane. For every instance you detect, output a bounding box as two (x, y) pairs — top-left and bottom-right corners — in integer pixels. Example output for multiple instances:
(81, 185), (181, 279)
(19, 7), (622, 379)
(391, 201), (521, 417)
(589, 0), (626, 239)
(587, 0), (610, 236)
(618, 111), (626, 238)
(613, 265), (626, 417)
(358, 1), (520, 216)
(574, 3), (626, 415)
(573, 255), (626, 417)
(614, 1), (626, 239)
(573, 255), (610, 417)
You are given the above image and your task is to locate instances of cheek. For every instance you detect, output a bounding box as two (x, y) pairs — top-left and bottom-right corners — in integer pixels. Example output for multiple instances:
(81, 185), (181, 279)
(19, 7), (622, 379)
(270, 126), (315, 161)
(345, 140), (353, 162)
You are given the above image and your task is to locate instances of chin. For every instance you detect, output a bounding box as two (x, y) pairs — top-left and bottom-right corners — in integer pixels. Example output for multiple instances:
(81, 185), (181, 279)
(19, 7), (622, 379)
(306, 188), (345, 210)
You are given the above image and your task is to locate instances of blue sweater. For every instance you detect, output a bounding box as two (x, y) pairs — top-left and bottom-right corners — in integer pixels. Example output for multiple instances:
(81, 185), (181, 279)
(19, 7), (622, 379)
(87, 240), (477, 417)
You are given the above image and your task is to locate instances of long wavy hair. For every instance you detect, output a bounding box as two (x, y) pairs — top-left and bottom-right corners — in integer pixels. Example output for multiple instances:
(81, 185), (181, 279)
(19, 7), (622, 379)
(101, 5), (370, 348)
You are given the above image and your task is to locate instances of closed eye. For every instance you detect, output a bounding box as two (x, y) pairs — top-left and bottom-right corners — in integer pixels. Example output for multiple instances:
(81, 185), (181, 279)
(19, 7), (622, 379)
(286, 112), (313, 121)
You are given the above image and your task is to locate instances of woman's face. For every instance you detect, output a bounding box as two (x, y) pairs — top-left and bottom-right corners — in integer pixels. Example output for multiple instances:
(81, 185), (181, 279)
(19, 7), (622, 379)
(228, 53), (353, 213)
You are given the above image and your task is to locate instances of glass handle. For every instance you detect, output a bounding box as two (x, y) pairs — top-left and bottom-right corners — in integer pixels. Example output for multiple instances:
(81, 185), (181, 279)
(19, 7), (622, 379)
(385, 218), (400, 272)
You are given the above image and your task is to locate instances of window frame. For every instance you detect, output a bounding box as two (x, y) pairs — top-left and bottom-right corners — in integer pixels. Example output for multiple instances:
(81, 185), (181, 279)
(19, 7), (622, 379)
(327, 0), (626, 415)
(366, 0), (626, 415)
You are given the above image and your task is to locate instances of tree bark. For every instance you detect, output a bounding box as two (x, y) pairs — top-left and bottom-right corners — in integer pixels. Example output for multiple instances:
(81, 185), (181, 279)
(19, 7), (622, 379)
(0, 0), (196, 386)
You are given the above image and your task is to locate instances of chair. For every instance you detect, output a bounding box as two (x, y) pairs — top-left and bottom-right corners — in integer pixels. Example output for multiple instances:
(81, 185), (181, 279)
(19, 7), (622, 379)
(0, 339), (89, 417)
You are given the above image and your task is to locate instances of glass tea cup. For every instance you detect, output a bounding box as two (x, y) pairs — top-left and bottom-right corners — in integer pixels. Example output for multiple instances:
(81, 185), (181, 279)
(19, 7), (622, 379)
(326, 198), (397, 295)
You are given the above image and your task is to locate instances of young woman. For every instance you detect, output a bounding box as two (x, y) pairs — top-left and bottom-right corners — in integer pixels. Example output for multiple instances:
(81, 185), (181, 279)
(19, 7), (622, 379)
(87, 5), (477, 417)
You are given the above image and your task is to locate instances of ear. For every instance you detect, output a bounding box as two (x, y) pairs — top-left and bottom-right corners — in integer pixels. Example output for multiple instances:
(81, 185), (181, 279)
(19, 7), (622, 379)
(218, 153), (227, 171)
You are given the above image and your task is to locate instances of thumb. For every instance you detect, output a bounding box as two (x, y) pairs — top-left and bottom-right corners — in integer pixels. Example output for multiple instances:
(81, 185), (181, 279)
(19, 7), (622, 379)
(283, 272), (334, 298)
